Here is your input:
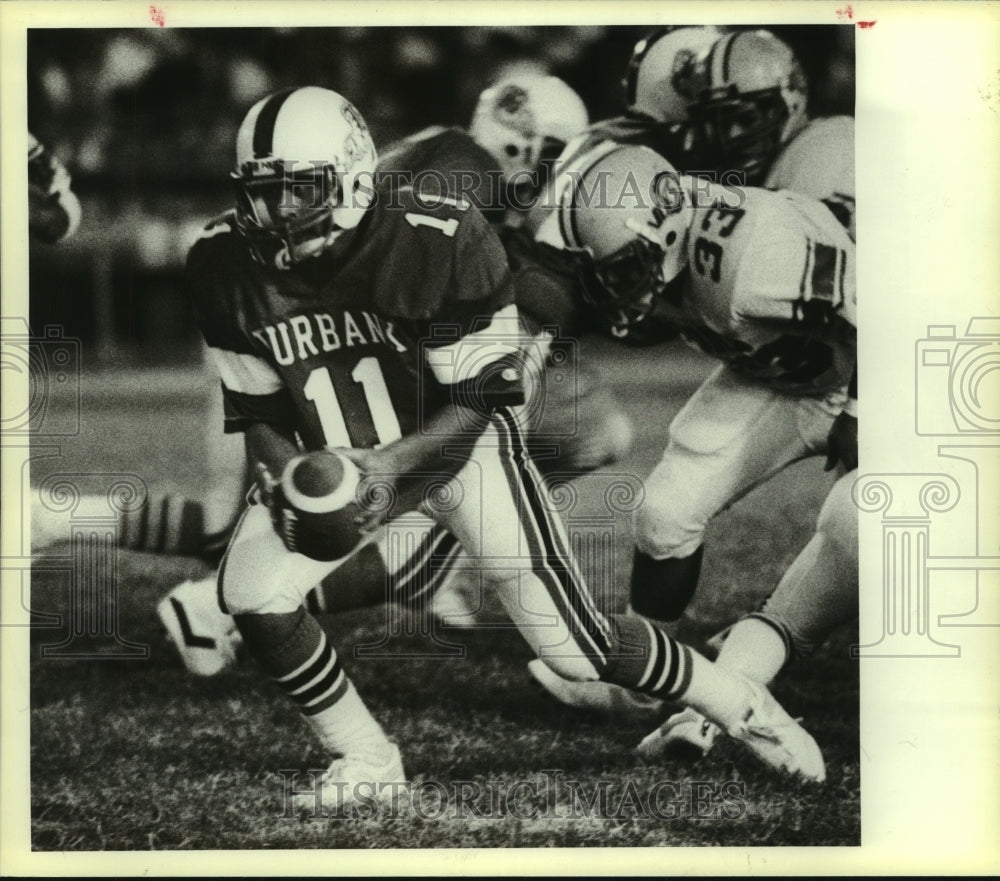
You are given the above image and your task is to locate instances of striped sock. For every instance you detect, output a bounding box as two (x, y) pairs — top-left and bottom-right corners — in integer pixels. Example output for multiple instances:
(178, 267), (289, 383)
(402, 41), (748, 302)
(234, 608), (391, 760)
(602, 613), (750, 729)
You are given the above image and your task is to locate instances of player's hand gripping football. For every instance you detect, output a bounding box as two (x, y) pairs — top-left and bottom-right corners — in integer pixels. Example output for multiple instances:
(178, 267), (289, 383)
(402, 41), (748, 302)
(329, 446), (403, 535)
(824, 409), (858, 473)
(254, 453), (366, 561)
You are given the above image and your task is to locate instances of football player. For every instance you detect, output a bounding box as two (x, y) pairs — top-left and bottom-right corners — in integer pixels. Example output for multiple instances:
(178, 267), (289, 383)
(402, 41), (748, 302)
(184, 86), (826, 810)
(687, 28), (855, 235)
(160, 73), (632, 667)
(29, 132), (81, 244)
(522, 26), (723, 236)
(530, 27), (857, 711)
(524, 142), (856, 747)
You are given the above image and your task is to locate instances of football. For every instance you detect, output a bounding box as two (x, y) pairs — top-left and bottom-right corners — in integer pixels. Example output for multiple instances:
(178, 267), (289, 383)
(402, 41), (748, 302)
(279, 449), (364, 561)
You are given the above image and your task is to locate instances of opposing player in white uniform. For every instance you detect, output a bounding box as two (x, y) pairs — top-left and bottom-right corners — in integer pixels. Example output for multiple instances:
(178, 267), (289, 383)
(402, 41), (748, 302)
(639, 32), (858, 756)
(531, 27), (859, 719)
(526, 142), (856, 755)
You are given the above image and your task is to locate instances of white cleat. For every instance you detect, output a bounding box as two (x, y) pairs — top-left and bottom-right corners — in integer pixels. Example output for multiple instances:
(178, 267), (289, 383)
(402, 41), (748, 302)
(725, 677), (826, 783)
(293, 743), (408, 817)
(636, 707), (720, 762)
(157, 577), (241, 677)
(527, 660), (664, 720)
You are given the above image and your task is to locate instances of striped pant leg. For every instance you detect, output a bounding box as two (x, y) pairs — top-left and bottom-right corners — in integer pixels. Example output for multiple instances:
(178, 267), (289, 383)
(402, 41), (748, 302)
(433, 409), (614, 681)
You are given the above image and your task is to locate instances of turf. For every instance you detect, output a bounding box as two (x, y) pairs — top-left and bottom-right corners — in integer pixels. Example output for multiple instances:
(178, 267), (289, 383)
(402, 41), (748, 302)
(28, 340), (859, 849)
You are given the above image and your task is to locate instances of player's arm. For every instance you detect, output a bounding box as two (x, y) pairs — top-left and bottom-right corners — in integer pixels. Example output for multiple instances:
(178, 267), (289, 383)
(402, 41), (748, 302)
(738, 215), (859, 470)
(187, 231), (301, 483)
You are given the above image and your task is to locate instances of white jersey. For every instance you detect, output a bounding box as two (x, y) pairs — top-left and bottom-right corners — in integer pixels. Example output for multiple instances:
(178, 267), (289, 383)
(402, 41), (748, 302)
(666, 182), (856, 397)
(766, 116), (855, 240)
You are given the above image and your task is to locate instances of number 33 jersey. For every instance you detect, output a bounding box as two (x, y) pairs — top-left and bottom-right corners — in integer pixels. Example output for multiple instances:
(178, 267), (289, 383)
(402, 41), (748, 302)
(667, 182), (856, 397)
(187, 185), (520, 450)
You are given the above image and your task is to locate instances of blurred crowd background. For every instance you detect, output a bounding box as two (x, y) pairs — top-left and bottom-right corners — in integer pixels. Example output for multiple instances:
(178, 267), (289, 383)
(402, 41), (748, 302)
(27, 26), (854, 366)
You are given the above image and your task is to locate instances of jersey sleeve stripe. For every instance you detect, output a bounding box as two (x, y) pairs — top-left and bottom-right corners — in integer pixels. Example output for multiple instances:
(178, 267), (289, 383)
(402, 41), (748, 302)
(423, 304), (523, 385)
(208, 346), (283, 395)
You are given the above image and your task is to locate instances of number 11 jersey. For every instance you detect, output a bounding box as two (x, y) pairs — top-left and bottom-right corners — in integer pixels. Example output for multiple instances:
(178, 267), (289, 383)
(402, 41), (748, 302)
(188, 183), (519, 450)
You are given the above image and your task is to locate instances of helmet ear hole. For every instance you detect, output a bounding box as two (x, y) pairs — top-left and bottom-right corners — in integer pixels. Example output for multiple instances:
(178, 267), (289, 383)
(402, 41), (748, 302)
(665, 231), (677, 246)
(505, 144), (520, 158)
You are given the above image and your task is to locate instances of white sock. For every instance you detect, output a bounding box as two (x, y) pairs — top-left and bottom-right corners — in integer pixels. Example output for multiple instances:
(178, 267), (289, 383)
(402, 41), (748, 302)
(305, 680), (393, 764)
(716, 617), (789, 686)
(676, 649), (754, 732)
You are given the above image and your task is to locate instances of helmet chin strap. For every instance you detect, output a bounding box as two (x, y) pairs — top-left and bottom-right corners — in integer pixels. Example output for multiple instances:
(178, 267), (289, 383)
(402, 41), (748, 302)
(274, 228), (347, 269)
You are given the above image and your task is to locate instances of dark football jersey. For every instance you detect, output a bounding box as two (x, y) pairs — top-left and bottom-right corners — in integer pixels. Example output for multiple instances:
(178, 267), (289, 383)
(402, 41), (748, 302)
(379, 125), (591, 342)
(188, 183), (517, 450)
(377, 126), (506, 224)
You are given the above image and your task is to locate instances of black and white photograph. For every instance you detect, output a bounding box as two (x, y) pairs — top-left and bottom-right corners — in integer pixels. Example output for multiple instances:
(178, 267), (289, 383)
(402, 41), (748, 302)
(1, 1), (997, 874)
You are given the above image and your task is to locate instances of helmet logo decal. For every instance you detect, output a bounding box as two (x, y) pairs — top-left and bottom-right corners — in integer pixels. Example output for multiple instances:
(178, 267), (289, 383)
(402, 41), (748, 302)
(340, 101), (374, 170)
(492, 84), (535, 136)
(652, 171), (685, 216)
(671, 49), (706, 102)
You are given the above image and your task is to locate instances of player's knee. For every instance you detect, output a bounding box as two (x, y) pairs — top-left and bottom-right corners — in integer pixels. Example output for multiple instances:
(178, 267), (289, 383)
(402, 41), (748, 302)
(220, 567), (301, 616)
(633, 496), (705, 562)
(629, 546), (704, 622)
(218, 509), (303, 616)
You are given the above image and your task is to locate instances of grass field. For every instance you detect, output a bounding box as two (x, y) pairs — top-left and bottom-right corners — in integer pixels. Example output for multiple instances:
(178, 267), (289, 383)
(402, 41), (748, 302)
(28, 339), (859, 849)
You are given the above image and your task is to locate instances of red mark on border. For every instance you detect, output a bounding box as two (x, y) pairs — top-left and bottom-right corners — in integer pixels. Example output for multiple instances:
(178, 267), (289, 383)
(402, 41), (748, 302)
(857, 20), (877, 28)
(150, 5), (165, 26)
(836, 4), (853, 21)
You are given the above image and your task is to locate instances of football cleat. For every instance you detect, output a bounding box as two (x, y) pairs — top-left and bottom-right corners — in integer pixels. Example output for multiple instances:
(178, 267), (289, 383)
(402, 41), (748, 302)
(293, 743), (408, 817)
(157, 577), (241, 677)
(724, 676), (826, 783)
(635, 707), (720, 762)
(636, 707), (720, 762)
(527, 659), (664, 720)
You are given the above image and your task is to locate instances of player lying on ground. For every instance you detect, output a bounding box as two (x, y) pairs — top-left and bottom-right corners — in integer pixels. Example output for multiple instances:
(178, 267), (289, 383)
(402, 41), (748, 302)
(182, 86), (826, 810)
(522, 141), (856, 736)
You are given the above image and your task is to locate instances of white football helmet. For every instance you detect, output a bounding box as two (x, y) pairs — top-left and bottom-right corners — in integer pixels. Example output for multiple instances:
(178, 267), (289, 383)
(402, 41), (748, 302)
(623, 26), (724, 123)
(469, 75), (589, 188)
(542, 141), (693, 334)
(232, 86), (377, 269)
(687, 29), (809, 183)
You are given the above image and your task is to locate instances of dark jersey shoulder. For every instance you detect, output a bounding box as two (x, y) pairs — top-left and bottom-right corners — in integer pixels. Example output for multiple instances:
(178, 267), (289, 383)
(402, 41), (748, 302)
(361, 180), (513, 321)
(186, 211), (261, 355)
(499, 226), (589, 337)
(377, 126), (504, 223)
(187, 189), (514, 355)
